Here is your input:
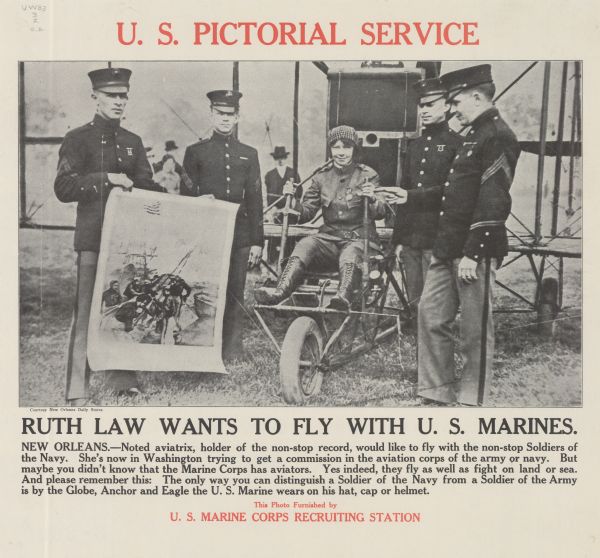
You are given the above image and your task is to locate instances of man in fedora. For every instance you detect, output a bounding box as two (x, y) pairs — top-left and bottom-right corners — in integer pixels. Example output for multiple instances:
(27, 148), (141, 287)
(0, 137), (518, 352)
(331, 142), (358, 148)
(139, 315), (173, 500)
(54, 66), (163, 405)
(390, 64), (520, 405)
(182, 89), (263, 360)
(263, 145), (302, 262)
(264, 146), (302, 218)
(155, 140), (189, 194)
(391, 77), (462, 327)
(165, 140), (179, 154)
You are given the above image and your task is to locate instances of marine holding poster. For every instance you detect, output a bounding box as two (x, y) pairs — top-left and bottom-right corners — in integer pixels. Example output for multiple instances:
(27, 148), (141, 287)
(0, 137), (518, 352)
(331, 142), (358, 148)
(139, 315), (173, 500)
(21, 61), (581, 406)
(19, 60), (581, 408)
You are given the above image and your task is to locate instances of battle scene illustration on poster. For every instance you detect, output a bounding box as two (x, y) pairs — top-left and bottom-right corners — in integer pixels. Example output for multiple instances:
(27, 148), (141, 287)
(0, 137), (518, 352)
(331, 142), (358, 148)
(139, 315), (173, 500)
(86, 190), (237, 373)
(97, 195), (220, 348)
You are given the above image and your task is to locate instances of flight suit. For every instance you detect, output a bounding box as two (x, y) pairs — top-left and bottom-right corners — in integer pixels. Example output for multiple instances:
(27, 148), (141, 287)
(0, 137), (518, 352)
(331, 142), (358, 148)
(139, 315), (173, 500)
(289, 162), (386, 270)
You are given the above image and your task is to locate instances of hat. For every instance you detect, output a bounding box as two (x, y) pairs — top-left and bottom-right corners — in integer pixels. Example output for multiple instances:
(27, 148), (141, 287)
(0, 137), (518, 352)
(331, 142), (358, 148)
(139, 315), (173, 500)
(440, 64), (493, 96)
(414, 78), (446, 100)
(88, 67), (131, 93)
(271, 146), (289, 159)
(165, 140), (179, 151)
(328, 125), (359, 147)
(207, 89), (242, 112)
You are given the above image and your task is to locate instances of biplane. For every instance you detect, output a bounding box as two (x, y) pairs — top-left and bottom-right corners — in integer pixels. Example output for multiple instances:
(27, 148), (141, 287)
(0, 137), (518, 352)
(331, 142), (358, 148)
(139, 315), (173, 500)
(252, 61), (582, 403)
(18, 60), (582, 405)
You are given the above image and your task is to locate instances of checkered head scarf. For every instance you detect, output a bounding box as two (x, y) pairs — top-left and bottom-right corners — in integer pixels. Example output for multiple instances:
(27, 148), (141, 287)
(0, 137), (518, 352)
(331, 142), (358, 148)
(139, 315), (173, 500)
(328, 125), (359, 147)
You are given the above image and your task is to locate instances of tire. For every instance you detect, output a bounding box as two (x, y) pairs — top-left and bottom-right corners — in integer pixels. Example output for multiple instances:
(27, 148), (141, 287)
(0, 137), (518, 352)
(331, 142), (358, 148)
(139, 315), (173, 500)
(537, 277), (559, 337)
(280, 317), (324, 404)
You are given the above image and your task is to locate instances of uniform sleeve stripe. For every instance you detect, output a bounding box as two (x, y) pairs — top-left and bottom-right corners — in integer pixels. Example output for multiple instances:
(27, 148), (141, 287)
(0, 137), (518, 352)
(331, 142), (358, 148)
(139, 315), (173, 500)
(470, 220), (504, 230)
(481, 153), (512, 184)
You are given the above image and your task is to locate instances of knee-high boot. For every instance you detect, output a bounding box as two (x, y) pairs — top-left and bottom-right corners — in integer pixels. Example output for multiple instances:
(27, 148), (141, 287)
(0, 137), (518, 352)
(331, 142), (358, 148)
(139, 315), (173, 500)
(254, 256), (305, 305)
(329, 262), (361, 311)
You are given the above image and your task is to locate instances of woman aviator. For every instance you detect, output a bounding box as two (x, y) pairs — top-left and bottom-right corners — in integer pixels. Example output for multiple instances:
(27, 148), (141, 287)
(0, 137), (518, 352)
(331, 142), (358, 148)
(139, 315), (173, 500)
(255, 125), (387, 310)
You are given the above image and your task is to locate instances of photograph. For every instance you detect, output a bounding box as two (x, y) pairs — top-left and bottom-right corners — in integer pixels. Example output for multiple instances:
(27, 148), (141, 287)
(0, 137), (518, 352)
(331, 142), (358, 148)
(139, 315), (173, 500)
(18, 60), (582, 408)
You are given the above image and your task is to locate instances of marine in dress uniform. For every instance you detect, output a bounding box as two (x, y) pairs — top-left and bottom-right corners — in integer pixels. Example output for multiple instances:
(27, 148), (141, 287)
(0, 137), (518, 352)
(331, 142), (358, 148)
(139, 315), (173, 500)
(397, 64), (520, 405)
(255, 125), (386, 310)
(391, 78), (462, 319)
(54, 67), (163, 405)
(182, 89), (264, 360)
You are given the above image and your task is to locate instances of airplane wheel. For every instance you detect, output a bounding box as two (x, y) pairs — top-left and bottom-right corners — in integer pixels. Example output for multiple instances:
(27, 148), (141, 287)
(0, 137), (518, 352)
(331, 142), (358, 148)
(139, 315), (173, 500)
(280, 317), (324, 404)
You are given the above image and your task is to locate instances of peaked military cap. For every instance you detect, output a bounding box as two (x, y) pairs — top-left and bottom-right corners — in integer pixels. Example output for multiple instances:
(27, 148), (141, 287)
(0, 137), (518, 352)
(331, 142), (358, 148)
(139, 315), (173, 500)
(88, 67), (131, 92)
(414, 77), (446, 100)
(207, 89), (243, 111)
(440, 64), (493, 96)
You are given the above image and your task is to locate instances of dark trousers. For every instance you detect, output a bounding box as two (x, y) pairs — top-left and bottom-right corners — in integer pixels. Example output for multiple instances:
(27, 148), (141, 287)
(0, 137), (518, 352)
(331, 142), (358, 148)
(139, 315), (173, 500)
(65, 251), (138, 401)
(223, 246), (250, 359)
(400, 246), (433, 314)
(417, 256), (496, 405)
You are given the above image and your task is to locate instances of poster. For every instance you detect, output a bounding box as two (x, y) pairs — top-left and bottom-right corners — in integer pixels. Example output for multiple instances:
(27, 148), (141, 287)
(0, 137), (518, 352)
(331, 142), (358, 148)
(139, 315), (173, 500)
(3, 1), (599, 557)
(88, 189), (236, 373)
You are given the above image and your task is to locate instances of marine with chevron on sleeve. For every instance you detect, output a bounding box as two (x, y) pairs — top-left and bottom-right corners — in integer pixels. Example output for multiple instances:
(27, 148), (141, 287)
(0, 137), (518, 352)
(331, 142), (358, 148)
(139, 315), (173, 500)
(54, 66), (164, 405)
(182, 89), (264, 361)
(391, 77), (462, 322)
(390, 64), (520, 406)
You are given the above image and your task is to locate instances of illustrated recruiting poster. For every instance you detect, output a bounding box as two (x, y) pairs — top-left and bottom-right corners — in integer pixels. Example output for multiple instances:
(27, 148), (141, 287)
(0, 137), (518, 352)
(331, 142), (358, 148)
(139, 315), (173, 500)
(2, 1), (599, 557)
(88, 189), (236, 374)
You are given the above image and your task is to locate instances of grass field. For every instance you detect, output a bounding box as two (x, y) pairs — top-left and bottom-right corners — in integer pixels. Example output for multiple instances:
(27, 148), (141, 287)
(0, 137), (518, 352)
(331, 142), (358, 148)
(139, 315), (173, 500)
(19, 229), (581, 408)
